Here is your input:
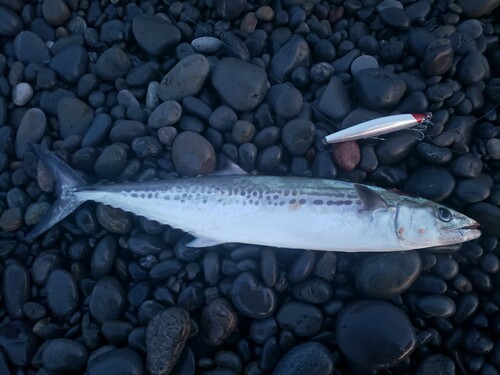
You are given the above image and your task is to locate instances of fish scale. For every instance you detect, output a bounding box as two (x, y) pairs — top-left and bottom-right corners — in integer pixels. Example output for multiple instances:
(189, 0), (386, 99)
(26, 145), (481, 252)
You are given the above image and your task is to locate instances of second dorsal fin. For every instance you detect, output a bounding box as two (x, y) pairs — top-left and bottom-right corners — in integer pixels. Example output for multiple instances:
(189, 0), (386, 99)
(354, 184), (389, 211)
(212, 154), (248, 176)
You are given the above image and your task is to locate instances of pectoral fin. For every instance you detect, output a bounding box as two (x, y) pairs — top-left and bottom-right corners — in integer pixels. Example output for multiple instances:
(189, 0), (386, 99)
(355, 184), (389, 211)
(186, 236), (225, 248)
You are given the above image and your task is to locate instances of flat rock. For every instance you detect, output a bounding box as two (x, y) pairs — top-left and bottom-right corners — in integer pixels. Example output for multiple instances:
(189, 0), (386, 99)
(42, 339), (88, 372)
(212, 57), (268, 112)
(355, 252), (421, 299)
(200, 298), (238, 346)
(146, 307), (191, 375)
(132, 14), (181, 56)
(0, 321), (37, 366)
(404, 165), (455, 202)
(87, 348), (143, 375)
(0, 5), (23, 37)
(158, 54), (209, 102)
(336, 300), (416, 369)
(172, 131), (215, 176)
(354, 68), (406, 109)
(89, 277), (126, 324)
(46, 269), (78, 316)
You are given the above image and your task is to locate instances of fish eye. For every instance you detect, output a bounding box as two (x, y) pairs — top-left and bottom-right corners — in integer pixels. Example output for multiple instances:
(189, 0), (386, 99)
(437, 207), (452, 222)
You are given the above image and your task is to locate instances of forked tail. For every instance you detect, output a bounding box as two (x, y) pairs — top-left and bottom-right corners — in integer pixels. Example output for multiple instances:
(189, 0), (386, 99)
(25, 144), (87, 241)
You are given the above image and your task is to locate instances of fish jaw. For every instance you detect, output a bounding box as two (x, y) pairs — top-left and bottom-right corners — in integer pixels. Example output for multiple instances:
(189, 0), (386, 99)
(441, 217), (481, 244)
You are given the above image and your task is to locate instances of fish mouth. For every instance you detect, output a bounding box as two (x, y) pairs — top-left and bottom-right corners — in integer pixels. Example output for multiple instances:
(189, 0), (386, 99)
(450, 221), (481, 241)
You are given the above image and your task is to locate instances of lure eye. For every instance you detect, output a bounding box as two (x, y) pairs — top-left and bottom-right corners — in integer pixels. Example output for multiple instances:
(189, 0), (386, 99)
(438, 207), (452, 222)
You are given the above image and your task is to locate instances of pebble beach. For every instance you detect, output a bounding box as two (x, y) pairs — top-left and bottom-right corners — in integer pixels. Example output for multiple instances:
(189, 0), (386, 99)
(0, 0), (500, 374)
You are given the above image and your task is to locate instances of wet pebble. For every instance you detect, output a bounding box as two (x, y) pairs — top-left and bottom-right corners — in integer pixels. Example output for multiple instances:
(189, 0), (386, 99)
(46, 269), (78, 317)
(216, 0), (246, 20)
(149, 259), (182, 281)
(422, 39), (454, 76)
(415, 354), (455, 375)
(212, 58), (267, 112)
(87, 348), (143, 375)
(0, 321), (37, 366)
(464, 328), (494, 354)
(336, 300), (416, 369)
(379, 7), (410, 30)
(276, 301), (323, 337)
(455, 178), (491, 203)
(91, 235), (117, 279)
(158, 54), (209, 102)
(146, 307), (191, 375)
(96, 204), (132, 234)
(292, 278), (333, 304)
(416, 142), (452, 164)
(249, 317), (277, 345)
(355, 252), (421, 299)
(261, 248), (278, 287)
(404, 165), (455, 201)
(410, 273), (448, 294)
(417, 295), (456, 318)
(467, 202), (500, 237)
(49, 46), (88, 84)
(351, 55), (379, 76)
(230, 272), (277, 319)
(89, 277), (126, 324)
(376, 131), (420, 165)
(270, 35), (310, 82)
(172, 131), (216, 176)
(42, 338), (88, 372)
(0, 5), (23, 37)
(272, 342), (334, 375)
(191, 36), (223, 53)
(14, 31), (50, 64)
(354, 68), (406, 109)
(201, 298), (238, 346)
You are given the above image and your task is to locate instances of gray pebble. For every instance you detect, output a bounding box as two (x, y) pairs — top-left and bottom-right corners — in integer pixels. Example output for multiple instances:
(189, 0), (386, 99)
(46, 269), (78, 317)
(148, 100), (182, 129)
(146, 307), (191, 375)
(15, 108), (46, 159)
(89, 277), (126, 324)
(57, 97), (94, 138)
(351, 55), (379, 76)
(272, 342), (334, 375)
(172, 131), (216, 176)
(191, 36), (223, 53)
(12, 83), (33, 106)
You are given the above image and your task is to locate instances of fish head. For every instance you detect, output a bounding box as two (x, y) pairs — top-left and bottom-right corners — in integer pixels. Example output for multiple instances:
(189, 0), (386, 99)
(395, 200), (481, 249)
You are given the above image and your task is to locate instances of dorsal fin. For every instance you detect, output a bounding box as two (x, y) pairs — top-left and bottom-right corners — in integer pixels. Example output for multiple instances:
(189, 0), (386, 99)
(212, 154), (248, 176)
(354, 184), (389, 211)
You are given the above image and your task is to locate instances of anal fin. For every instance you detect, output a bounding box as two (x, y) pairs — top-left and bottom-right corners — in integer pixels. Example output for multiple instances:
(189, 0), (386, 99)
(186, 236), (225, 248)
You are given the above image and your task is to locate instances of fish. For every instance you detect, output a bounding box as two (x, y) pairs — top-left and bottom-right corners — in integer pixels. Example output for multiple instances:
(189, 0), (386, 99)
(25, 144), (480, 252)
(323, 113), (432, 144)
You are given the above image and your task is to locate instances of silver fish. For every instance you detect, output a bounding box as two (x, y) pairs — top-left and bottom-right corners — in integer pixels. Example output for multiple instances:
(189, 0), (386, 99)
(26, 144), (480, 252)
(323, 113), (432, 144)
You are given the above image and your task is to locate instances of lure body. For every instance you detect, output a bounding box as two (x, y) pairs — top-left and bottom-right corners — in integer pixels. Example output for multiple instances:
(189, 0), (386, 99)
(323, 113), (431, 144)
(27, 144), (480, 252)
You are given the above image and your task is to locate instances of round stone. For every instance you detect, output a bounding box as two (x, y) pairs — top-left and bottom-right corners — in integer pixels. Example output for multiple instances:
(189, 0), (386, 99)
(404, 166), (455, 202)
(95, 48), (132, 81)
(15, 108), (46, 159)
(87, 348), (143, 375)
(417, 295), (456, 318)
(172, 131), (216, 176)
(132, 14), (181, 56)
(336, 300), (416, 369)
(351, 55), (379, 76)
(42, 339), (87, 372)
(89, 277), (126, 324)
(355, 252), (421, 299)
(281, 119), (315, 156)
(276, 301), (323, 337)
(12, 83), (33, 106)
(353, 68), (406, 110)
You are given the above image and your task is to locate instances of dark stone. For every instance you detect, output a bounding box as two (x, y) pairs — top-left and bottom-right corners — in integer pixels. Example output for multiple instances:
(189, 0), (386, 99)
(261, 248), (278, 288)
(292, 278), (333, 304)
(216, 0), (246, 20)
(417, 295), (456, 318)
(172, 131), (216, 176)
(3, 263), (29, 319)
(89, 277), (126, 324)
(15, 108), (46, 159)
(415, 354), (455, 375)
(57, 97), (94, 138)
(212, 58), (267, 112)
(422, 39), (454, 77)
(132, 14), (181, 56)
(49, 46), (88, 84)
(42, 0), (70, 26)
(95, 48), (132, 81)
(46, 269), (78, 317)
(158, 54), (209, 102)
(355, 252), (421, 299)
(276, 301), (323, 337)
(376, 131), (421, 165)
(281, 119), (315, 156)
(201, 298), (238, 346)
(0, 321), (38, 366)
(87, 348), (143, 375)
(249, 318), (277, 345)
(149, 259), (182, 281)
(94, 144), (127, 177)
(42, 339), (88, 372)
(270, 35), (310, 82)
(91, 235), (117, 279)
(354, 68), (406, 110)
(458, 51), (489, 85)
(288, 251), (316, 283)
(318, 76), (351, 121)
(230, 272), (277, 319)
(146, 307), (191, 375)
(455, 178), (491, 203)
(379, 8), (410, 30)
(0, 5), (23, 37)
(272, 342), (334, 375)
(267, 83), (303, 119)
(336, 300), (416, 369)
(404, 166), (455, 202)
(409, 274), (447, 294)
(457, 0), (500, 19)
(109, 120), (147, 143)
(467, 203), (500, 237)
(257, 145), (283, 174)
(14, 31), (50, 64)
(416, 142), (452, 164)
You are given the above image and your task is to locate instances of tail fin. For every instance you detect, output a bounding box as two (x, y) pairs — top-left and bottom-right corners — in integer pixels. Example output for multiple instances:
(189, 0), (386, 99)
(25, 144), (87, 241)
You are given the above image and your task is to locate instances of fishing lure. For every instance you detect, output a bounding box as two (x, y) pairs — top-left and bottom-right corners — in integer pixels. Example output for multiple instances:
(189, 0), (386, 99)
(322, 113), (433, 144)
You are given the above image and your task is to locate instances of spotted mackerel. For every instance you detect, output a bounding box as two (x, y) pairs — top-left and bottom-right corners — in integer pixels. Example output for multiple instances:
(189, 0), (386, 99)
(27, 144), (480, 252)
